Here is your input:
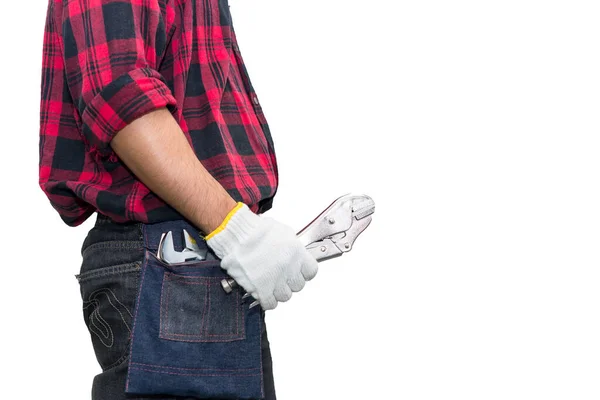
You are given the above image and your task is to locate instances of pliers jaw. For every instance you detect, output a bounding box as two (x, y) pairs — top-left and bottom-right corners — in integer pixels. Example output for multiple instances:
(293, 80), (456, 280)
(306, 212), (373, 261)
(300, 193), (375, 261)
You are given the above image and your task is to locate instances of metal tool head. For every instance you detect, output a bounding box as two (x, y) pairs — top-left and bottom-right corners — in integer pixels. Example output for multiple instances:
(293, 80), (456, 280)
(299, 193), (375, 261)
(296, 193), (374, 242)
(305, 217), (372, 261)
(157, 229), (208, 264)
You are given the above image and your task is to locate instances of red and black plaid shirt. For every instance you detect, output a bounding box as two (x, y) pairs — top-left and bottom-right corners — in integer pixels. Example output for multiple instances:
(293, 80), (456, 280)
(38, 0), (279, 227)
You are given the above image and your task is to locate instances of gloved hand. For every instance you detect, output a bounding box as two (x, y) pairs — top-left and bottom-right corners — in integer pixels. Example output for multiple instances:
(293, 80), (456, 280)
(205, 202), (318, 310)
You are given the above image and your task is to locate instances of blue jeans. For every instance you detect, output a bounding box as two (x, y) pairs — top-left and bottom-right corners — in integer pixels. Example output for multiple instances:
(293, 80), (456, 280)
(77, 212), (277, 399)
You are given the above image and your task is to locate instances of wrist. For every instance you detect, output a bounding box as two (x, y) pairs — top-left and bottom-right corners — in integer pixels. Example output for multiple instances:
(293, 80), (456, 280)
(205, 201), (245, 241)
(196, 194), (236, 233)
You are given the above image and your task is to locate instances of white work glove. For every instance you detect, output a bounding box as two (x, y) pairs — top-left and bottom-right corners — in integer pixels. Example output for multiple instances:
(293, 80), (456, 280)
(205, 202), (318, 310)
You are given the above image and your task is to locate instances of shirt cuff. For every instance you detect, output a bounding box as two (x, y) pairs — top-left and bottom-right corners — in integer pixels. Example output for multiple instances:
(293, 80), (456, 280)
(80, 67), (177, 161)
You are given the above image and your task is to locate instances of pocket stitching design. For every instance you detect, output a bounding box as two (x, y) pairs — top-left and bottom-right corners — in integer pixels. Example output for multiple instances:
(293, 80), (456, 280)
(83, 288), (134, 347)
(77, 262), (141, 283)
(81, 240), (143, 258)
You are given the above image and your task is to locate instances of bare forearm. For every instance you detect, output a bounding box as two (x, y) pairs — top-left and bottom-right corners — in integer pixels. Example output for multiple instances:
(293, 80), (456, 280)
(110, 107), (237, 234)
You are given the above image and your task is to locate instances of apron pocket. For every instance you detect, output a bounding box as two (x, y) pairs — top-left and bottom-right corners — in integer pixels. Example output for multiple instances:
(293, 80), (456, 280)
(125, 249), (264, 399)
(159, 272), (245, 342)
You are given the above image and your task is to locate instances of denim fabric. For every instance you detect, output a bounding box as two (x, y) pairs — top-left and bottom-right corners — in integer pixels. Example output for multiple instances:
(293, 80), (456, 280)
(126, 218), (263, 398)
(77, 212), (277, 400)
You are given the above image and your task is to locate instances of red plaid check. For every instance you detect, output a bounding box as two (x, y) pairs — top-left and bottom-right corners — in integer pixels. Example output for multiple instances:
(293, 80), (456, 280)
(39, 0), (279, 226)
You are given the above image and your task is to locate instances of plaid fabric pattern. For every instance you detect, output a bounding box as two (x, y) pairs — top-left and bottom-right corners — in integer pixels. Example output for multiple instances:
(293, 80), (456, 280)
(38, 0), (279, 227)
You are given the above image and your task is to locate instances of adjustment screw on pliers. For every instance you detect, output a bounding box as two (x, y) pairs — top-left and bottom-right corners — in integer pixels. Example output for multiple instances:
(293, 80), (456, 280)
(221, 278), (236, 293)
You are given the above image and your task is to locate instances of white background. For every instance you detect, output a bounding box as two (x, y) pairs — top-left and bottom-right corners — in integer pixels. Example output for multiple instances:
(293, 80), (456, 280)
(1, 0), (599, 398)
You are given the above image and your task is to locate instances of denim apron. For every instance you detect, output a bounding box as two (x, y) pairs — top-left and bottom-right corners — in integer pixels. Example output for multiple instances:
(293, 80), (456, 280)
(124, 217), (264, 399)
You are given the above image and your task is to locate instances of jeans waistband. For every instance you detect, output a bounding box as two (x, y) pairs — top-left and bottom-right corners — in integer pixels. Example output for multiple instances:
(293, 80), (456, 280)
(94, 212), (216, 260)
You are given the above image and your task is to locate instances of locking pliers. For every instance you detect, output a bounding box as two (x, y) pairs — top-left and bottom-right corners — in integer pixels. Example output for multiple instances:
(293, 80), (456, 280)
(221, 193), (375, 302)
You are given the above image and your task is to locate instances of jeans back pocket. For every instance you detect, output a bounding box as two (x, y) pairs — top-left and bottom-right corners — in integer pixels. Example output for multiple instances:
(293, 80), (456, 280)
(160, 273), (244, 342)
(77, 260), (142, 371)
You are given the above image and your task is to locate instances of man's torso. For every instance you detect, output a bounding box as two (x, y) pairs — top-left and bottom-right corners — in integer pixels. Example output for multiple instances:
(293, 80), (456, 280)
(39, 0), (279, 226)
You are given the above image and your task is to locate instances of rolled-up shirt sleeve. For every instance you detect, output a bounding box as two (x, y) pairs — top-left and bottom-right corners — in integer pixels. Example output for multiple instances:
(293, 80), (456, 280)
(62, 0), (177, 160)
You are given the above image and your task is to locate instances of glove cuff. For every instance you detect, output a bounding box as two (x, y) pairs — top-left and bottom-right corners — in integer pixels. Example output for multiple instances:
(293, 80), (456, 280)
(205, 202), (261, 259)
